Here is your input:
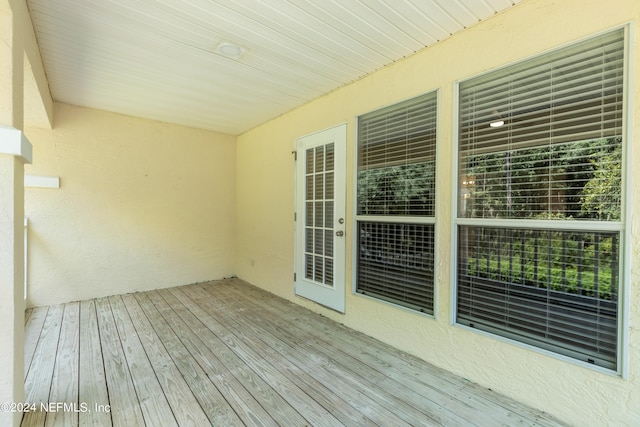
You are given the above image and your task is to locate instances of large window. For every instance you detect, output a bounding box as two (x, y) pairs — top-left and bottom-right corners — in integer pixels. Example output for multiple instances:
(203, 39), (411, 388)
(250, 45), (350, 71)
(356, 92), (437, 314)
(456, 29), (625, 370)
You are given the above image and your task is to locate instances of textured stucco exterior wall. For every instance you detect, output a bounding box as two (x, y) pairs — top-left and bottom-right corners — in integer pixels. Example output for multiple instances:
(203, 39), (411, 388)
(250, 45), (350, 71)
(24, 103), (236, 307)
(236, 0), (640, 425)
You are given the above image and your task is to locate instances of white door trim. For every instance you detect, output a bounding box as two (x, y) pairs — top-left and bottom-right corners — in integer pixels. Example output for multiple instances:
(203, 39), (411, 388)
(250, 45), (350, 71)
(294, 123), (347, 313)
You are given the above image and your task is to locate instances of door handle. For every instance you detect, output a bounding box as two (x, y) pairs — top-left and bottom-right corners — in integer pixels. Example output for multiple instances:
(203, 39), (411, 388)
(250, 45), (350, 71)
(336, 230), (344, 237)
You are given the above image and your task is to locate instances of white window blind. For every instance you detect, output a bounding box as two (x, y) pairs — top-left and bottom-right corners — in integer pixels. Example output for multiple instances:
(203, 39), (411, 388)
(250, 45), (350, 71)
(356, 92), (437, 313)
(456, 29), (624, 370)
(459, 29), (623, 156)
(358, 92), (437, 217)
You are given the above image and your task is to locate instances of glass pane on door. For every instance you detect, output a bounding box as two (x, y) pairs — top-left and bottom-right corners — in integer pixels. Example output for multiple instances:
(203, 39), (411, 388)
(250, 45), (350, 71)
(304, 143), (335, 286)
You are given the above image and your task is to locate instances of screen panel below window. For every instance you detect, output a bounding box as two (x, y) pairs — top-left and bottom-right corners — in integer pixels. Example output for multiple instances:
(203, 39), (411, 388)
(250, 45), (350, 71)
(357, 222), (434, 314)
(457, 225), (618, 369)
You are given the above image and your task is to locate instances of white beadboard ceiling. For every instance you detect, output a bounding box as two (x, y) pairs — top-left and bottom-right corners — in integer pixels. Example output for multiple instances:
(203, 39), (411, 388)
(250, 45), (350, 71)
(27, 0), (522, 135)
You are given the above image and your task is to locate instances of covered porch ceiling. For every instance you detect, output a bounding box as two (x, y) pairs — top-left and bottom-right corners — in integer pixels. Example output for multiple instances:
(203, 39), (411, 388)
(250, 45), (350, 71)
(26, 0), (522, 135)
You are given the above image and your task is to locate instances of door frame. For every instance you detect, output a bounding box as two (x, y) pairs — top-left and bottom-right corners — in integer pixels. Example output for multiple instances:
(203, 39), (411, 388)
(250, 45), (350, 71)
(294, 123), (347, 313)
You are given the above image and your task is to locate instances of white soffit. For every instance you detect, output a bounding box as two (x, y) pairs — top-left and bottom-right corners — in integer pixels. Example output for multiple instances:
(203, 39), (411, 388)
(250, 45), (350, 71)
(27, 0), (522, 135)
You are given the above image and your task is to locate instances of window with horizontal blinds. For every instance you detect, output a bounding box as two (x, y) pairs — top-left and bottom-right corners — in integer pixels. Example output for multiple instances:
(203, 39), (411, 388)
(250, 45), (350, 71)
(455, 29), (625, 370)
(358, 92), (437, 217)
(356, 92), (437, 313)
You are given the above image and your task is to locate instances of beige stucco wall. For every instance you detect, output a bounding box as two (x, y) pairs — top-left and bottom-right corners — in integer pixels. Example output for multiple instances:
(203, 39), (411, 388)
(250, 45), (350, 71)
(24, 103), (236, 307)
(236, 0), (640, 425)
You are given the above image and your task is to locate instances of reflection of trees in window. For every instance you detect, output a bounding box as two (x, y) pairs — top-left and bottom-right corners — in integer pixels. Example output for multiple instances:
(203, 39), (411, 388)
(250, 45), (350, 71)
(461, 227), (618, 300)
(357, 161), (435, 216)
(459, 136), (622, 299)
(581, 140), (622, 221)
(461, 137), (621, 221)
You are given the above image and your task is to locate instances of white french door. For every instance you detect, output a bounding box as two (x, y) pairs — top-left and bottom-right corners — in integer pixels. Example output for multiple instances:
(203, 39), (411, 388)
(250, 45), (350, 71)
(294, 124), (346, 313)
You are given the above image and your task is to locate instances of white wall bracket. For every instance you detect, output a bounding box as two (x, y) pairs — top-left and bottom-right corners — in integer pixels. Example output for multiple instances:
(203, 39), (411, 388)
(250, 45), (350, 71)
(24, 175), (60, 189)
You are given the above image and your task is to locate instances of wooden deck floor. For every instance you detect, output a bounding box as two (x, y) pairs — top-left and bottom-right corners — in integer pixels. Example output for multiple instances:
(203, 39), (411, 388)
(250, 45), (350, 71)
(22, 279), (568, 427)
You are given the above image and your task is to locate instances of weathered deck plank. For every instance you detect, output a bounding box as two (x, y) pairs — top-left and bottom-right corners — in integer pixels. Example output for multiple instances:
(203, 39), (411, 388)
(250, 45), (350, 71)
(107, 295), (178, 427)
(24, 306), (48, 378)
(178, 285), (409, 427)
(220, 280), (564, 427)
(23, 279), (569, 427)
(78, 300), (112, 427)
(152, 289), (299, 426)
(219, 281), (547, 426)
(167, 286), (346, 427)
(22, 304), (64, 427)
(119, 294), (210, 427)
(94, 297), (145, 427)
(202, 284), (453, 425)
(45, 302), (80, 427)
(133, 291), (247, 426)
